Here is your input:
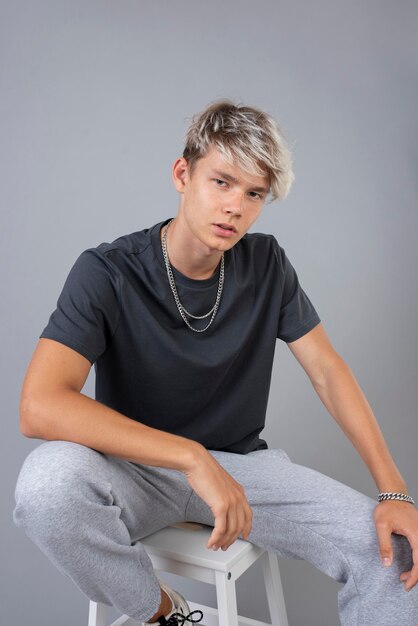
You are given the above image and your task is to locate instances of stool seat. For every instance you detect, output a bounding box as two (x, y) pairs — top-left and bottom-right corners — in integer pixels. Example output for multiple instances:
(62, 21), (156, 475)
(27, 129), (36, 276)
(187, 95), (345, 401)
(88, 522), (288, 626)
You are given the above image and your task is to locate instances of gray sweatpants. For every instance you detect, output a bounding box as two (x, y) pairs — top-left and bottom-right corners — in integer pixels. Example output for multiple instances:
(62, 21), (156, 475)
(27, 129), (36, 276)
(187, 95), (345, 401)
(12, 440), (418, 624)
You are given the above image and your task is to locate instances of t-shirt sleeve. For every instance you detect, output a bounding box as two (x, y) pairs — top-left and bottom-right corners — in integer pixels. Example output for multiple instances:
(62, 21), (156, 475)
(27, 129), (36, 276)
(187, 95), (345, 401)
(39, 248), (121, 364)
(276, 243), (321, 343)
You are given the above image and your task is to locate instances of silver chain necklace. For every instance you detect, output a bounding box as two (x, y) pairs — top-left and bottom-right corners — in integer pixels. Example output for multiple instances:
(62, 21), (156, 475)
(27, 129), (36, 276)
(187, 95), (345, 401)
(161, 218), (225, 333)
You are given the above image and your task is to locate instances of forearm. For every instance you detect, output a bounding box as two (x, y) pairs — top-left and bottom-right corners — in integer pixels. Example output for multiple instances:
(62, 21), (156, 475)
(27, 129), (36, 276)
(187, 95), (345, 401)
(312, 356), (409, 493)
(21, 390), (203, 473)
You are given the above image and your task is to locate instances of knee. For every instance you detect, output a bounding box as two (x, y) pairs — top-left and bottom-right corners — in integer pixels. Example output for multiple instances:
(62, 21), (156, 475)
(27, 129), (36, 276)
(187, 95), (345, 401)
(337, 490), (382, 565)
(13, 440), (108, 535)
(343, 494), (415, 580)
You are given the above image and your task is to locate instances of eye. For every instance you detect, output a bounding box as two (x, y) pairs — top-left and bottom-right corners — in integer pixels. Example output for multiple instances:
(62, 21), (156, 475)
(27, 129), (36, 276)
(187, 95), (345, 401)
(214, 178), (227, 187)
(248, 191), (262, 200)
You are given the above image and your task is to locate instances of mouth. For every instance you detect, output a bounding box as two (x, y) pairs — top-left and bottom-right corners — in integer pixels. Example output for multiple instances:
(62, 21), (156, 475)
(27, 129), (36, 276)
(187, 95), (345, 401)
(214, 223), (237, 233)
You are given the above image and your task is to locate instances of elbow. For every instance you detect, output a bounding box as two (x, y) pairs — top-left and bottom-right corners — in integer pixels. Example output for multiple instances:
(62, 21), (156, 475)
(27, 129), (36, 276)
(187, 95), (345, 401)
(313, 352), (348, 390)
(19, 408), (37, 439)
(19, 394), (44, 439)
(20, 414), (37, 439)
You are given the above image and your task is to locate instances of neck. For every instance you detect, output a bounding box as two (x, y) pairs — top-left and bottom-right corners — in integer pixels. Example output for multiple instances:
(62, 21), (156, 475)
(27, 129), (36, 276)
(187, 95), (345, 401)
(160, 218), (223, 280)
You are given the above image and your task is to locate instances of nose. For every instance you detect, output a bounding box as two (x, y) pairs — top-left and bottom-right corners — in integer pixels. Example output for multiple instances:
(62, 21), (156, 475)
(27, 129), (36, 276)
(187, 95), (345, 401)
(223, 191), (244, 215)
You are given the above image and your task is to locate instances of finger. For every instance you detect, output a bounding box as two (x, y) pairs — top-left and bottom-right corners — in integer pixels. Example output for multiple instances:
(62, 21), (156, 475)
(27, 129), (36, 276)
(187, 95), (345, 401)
(207, 510), (227, 550)
(245, 502), (253, 538)
(229, 501), (247, 548)
(401, 536), (418, 591)
(232, 489), (251, 545)
(240, 486), (252, 538)
(404, 566), (418, 591)
(403, 550), (418, 591)
(375, 522), (393, 567)
(240, 501), (253, 540)
(235, 502), (247, 542)
(400, 570), (412, 581)
(220, 506), (238, 551)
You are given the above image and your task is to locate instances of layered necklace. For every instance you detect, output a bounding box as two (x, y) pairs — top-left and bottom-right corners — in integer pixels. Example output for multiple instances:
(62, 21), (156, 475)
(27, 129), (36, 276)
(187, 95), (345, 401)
(161, 219), (225, 333)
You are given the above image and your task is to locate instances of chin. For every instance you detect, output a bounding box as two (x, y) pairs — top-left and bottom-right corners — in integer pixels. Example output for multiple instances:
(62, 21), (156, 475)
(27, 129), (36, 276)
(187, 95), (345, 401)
(210, 238), (236, 252)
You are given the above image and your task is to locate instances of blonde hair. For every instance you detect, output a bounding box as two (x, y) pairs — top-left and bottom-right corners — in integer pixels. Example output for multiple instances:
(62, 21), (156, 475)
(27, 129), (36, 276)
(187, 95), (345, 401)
(182, 98), (295, 203)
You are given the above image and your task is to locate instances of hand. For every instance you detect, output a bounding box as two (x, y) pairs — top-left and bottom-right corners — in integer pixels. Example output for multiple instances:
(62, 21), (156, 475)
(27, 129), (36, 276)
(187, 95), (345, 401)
(183, 449), (253, 551)
(373, 500), (418, 591)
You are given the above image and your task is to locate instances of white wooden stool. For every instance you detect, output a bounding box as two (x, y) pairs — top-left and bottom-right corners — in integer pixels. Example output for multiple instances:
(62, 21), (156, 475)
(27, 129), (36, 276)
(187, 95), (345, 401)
(88, 521), (289, 626)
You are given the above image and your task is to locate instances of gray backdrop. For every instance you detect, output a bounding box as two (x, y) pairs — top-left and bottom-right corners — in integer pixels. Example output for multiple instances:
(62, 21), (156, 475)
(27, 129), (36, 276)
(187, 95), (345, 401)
(2, 1), (417, 625)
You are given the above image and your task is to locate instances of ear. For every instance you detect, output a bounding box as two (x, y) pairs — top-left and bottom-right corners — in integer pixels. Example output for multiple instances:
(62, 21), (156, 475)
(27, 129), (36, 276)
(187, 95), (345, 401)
(172, 157), (190, 193)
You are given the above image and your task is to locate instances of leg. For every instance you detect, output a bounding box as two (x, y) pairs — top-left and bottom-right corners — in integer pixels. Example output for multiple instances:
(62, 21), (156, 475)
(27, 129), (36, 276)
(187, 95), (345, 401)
(185, 447), (418, 626)
(12, 440), (193, 622)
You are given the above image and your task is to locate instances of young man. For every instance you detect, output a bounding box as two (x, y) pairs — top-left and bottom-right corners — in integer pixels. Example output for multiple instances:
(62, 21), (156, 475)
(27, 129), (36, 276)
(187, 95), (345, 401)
(13, 100), (418, 625)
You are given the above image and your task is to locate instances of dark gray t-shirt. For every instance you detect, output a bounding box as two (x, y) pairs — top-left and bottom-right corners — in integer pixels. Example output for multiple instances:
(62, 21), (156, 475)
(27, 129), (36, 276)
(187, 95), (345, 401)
(39, 217), (321, 454)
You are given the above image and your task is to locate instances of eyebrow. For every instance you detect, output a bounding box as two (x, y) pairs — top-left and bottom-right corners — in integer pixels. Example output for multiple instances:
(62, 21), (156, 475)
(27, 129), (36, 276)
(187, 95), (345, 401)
(211, 169), (269, 194)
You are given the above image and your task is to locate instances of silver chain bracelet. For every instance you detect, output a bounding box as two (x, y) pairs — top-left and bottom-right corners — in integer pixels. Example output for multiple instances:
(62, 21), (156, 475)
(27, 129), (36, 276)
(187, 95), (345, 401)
(378, 492), (415, 505)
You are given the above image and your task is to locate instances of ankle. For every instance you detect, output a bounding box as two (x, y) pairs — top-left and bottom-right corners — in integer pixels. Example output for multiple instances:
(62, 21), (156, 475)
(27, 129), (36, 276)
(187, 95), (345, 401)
(147, 588), (173, 623)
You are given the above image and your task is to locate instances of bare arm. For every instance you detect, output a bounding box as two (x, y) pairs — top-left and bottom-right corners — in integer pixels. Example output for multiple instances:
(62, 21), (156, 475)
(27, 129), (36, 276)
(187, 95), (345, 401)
(287, 323), (408, 492)
(20, 338), (202, 472)
(287, 323), (418, 592)
(20, 338), (253, 551)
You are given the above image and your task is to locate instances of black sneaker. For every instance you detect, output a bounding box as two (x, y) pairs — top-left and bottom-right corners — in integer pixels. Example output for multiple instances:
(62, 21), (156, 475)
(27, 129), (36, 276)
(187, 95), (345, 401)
(143, 577), (204, 625)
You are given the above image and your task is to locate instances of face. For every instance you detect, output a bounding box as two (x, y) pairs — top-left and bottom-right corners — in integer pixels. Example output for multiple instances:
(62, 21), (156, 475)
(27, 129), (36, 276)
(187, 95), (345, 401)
(172, 144), (270, 254)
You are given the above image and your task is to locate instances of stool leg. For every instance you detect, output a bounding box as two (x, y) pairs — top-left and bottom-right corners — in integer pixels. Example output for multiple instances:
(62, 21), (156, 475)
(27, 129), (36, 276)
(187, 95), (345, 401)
(88, 600), (107, 626)
(215, 570), (239, 626)
(261, 552), (289, 626)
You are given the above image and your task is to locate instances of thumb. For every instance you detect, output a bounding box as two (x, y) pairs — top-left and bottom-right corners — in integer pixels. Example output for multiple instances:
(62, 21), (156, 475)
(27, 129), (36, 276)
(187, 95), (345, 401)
(377, 526), (393, 567)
